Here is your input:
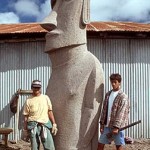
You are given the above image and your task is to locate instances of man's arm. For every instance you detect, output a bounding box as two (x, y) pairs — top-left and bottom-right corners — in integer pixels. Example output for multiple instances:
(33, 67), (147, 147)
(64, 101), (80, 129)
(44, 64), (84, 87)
(22, 115), (29, 141)
(23, 115), (28, 130)
(48, 110), (58, 135)
(48, 110), (56, 124)
(113, 95), (129, 129)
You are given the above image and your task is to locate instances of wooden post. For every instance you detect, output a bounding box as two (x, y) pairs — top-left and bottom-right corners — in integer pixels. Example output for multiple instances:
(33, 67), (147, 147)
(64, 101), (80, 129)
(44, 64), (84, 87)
(14, 89), (33, 143)
(4, 134), (8, 147)
(14, 95), (19, 143)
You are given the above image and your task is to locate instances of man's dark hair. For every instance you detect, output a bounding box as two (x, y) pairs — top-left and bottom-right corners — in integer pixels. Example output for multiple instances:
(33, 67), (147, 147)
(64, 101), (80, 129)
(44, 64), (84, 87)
(110, 73), (122, 83)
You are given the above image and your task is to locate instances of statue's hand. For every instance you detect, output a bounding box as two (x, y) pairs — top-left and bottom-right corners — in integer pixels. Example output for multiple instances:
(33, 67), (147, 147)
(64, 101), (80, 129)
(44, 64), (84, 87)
(52, 123), (58, 136)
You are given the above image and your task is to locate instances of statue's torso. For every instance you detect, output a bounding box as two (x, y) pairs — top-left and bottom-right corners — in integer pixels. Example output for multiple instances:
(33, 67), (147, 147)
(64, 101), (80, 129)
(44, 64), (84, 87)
(46, 50), (104, 149)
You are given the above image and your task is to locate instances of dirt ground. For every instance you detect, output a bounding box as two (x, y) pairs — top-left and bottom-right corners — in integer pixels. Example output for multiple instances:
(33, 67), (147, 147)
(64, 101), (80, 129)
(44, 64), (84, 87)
(0, 138), (150, 150)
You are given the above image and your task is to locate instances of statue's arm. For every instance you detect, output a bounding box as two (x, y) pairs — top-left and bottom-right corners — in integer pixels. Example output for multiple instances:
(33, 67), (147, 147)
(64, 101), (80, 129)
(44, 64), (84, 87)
(79, 60), (104, 148)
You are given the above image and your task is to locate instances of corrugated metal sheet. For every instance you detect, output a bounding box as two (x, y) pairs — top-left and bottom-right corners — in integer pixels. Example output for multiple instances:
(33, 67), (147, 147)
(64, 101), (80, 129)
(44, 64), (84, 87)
(88, 22), (150, 32)
(0, 23), (46, 34)
(0, 41), (51, 141)
(88, 38), (150, 138)
(0, 35), (150, 140)
(0, 22), (149, 35)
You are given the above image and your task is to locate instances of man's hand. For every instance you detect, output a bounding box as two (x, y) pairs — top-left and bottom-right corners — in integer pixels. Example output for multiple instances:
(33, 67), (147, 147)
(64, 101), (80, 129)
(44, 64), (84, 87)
(100, 125), (104, 134)
(106, 128), (119, 142)
(52, 123), (58, 136)
(112, 128), (119, 134)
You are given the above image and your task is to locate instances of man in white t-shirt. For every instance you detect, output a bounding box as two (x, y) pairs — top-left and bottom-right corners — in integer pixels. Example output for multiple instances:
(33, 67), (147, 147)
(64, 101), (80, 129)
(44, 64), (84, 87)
(23, 80), (58, 150)
(97, 74), (130, 150)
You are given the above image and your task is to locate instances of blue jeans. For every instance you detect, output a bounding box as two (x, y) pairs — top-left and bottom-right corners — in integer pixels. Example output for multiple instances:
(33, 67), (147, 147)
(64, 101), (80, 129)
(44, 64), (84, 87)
(98, 127), (125, 145)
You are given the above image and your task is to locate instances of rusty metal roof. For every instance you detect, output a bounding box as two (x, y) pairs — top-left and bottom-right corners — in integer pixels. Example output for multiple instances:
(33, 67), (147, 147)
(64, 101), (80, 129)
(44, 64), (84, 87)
(0, 22), (149, 35)
(0, 23), (45, 34)
(88, 22), (150, 32)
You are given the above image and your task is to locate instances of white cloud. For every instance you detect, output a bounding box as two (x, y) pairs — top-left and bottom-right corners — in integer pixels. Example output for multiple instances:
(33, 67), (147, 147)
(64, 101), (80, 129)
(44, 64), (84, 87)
(0, 0), (149, 24)
(14, 0), (40, 17)
(91, 0), (120, 21)
(0, 12), (20, 24)
(11, 0), (51, 22)
(36, 0), (51, 22)
(118, 0), (150, 21)
(91, 0), (150, 22)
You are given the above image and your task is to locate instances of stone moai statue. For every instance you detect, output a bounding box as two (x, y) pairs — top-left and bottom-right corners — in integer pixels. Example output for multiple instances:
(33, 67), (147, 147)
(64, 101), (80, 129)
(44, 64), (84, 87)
(40, 0), (104, 149)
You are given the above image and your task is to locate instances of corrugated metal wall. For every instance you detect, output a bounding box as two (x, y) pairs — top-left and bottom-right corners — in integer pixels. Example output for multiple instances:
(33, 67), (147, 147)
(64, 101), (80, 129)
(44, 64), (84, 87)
(0, 38), (150, 141)
(0, 41), (51, 141)
(88, 38), (150, 139)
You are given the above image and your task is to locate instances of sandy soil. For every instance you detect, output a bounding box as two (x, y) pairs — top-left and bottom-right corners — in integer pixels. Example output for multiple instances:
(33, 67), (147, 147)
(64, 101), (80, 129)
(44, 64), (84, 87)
(0, 138), (150, 150)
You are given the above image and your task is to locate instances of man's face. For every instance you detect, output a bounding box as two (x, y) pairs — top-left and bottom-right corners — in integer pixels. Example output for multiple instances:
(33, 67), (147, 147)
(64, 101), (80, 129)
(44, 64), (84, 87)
(110, 80), (121, 91)
(32, 87), (41, 96)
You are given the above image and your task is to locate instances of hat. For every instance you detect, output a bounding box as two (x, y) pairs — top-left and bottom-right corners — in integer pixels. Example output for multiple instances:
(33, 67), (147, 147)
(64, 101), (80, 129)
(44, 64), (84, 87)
(31, 80), (42, 88)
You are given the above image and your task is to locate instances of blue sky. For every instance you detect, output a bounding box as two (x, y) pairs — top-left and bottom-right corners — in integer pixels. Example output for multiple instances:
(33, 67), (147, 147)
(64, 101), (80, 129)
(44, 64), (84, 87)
(0, 0), (150, 24)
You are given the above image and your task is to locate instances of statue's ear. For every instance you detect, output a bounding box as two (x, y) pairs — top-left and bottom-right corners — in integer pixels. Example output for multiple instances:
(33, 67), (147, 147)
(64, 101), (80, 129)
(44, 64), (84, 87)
(51, 0), (56, 9)
(82, 0), (90, 25)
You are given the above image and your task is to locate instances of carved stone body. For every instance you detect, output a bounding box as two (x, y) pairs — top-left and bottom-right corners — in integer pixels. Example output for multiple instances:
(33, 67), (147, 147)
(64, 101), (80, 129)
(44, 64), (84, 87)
(41, 0), (104, 149)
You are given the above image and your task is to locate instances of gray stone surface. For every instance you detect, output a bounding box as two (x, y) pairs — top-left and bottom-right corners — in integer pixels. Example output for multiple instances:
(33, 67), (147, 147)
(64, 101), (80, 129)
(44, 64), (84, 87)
(40, 0), (104, 149)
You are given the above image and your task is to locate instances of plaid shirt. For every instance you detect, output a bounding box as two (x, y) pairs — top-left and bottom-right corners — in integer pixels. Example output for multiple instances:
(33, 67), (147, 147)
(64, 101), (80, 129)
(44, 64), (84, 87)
(100, 89), (130, 129)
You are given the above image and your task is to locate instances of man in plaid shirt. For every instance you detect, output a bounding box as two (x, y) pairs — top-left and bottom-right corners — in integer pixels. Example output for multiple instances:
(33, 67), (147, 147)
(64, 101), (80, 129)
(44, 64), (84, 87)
(98, 73), (130, 150)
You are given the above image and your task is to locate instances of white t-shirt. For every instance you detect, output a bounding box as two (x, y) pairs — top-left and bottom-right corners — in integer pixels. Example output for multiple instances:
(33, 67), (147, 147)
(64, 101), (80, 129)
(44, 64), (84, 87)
(106, 90), (119, 127)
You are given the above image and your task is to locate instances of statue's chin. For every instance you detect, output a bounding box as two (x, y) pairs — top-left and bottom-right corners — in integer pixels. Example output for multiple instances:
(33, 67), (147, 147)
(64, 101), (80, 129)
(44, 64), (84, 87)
(44, 42), (86, 52)
(45, 36), (86, 52)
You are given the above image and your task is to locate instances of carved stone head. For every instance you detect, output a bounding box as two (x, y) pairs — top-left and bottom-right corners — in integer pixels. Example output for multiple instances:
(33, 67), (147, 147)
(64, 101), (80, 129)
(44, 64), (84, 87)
(41, 0), (90, 52)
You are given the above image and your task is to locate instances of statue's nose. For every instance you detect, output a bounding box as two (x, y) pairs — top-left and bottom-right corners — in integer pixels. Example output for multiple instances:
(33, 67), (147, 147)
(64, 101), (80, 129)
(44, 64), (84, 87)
(40, 11), (57, 31)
